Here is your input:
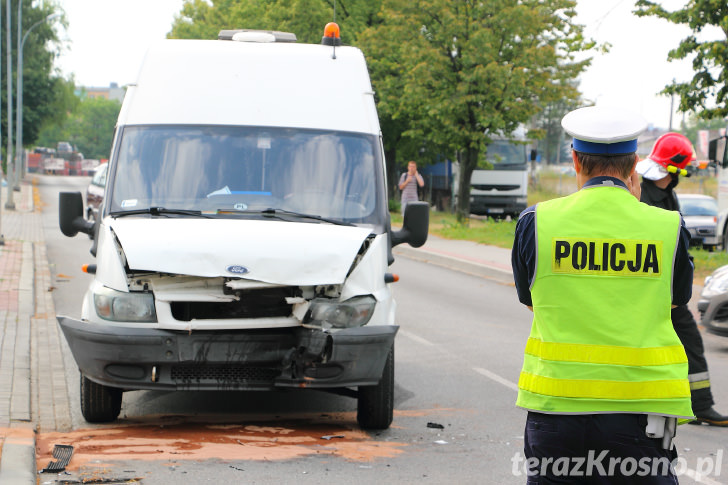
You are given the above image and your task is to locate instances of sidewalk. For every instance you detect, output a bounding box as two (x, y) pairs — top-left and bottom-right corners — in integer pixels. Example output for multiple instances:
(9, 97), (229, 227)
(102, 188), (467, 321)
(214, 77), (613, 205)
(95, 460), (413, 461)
(0, 180), (71, 484)
(394, 233), (514, 284)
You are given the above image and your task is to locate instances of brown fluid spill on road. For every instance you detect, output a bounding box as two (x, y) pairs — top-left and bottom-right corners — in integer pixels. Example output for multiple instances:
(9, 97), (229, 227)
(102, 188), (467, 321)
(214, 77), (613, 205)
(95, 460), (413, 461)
(37, 420), (407, 471)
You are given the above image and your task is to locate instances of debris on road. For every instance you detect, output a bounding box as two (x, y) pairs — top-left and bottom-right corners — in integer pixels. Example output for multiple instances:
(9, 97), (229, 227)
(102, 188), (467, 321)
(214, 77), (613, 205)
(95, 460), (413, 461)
(39, 444), (74, 473)
(321, 435), (345, 440)
(426, 422), (444, 429)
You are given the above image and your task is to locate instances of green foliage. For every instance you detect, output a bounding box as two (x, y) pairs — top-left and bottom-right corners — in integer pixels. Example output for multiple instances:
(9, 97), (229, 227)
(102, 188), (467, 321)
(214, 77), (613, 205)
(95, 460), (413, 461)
(169, 0), (380, 44)
(36, 96), (121, 160)
(1, 0), (66, 169)
(634, 1), (728, 119)
(359, 0), (593, 222)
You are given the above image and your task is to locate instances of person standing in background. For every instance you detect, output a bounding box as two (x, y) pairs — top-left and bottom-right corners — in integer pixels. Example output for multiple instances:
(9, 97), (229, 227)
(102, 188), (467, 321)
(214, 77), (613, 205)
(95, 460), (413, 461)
(398, 160), (424, 213)
(637, 132), (728, 427)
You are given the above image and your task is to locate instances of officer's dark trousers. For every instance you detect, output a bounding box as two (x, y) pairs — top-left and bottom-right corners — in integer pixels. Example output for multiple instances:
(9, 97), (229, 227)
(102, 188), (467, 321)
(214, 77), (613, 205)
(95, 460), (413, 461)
(672, 304), (713, 412)
(524, 412), (678, 484)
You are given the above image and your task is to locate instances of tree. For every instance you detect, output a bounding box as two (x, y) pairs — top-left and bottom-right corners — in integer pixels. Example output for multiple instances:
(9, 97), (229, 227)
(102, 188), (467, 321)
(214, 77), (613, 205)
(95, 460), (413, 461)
(36, 95), (121, 160)
(169, 0), (380, 45)
(634, 1), (728, 120)
(362, 0), (591, 221)
(1, 1), (68, 172)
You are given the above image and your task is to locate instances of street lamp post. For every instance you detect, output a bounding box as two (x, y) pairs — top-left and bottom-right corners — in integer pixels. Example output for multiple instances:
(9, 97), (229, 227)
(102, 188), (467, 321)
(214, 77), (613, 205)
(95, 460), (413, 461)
(0, 1), (4, 244)
(14, 10), (60, 193)
(4, 0), (13, 210)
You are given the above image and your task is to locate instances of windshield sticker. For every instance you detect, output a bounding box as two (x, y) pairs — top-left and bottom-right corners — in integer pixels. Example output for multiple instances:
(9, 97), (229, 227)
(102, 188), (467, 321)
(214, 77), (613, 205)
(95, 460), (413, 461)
(257, 137), (271, 149)
(207, 186), (232, 198)
(121, 199), (138, 208)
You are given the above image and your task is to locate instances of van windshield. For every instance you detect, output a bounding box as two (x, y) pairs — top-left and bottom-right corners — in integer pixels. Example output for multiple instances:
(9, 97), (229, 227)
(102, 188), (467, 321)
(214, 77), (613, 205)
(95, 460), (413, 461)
(108, 125), (385, 226)
(486, 140), (527, 171)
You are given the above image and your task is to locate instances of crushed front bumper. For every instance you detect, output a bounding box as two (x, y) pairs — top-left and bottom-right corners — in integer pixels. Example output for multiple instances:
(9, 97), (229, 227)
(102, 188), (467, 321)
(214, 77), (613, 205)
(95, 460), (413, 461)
(57, 316), (397, 390)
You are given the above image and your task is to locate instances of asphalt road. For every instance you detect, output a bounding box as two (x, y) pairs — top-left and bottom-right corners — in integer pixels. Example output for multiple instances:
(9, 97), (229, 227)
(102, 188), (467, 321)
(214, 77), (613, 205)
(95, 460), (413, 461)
(36, 174), (728, 485)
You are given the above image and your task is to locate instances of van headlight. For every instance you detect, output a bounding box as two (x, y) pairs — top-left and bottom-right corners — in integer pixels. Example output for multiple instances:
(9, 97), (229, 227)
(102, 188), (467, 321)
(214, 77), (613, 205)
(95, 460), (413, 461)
(94, 286), (157, 322)
(306, 295), (376, 329)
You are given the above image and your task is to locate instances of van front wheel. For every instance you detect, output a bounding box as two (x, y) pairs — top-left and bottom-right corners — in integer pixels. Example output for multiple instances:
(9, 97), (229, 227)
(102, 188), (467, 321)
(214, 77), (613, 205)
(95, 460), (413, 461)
(80, 374), (122, 423)
(357, 346), (394, 430)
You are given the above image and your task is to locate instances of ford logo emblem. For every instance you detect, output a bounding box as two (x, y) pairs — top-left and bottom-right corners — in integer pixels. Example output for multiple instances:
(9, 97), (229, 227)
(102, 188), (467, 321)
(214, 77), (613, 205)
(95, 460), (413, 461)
(226, 265), (249, 275)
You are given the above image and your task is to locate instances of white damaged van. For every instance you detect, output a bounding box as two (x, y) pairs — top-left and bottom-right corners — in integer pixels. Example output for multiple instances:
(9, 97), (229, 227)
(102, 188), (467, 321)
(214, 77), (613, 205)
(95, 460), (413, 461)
(58, 27), (428, 429)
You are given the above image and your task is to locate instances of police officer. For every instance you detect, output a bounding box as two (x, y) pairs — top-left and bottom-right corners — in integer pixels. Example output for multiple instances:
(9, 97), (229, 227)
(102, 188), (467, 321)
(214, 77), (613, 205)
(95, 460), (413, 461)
(637, 132), (728, 427)
(512, 107), (694, 483)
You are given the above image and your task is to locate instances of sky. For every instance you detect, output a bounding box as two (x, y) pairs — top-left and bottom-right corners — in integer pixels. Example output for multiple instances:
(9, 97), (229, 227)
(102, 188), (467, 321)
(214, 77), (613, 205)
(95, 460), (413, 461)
(53, 0), (722, 130)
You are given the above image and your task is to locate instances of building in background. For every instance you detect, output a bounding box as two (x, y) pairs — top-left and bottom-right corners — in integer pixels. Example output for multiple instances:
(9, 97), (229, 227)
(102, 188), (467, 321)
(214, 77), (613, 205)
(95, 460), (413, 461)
(75, 82), (125, 103)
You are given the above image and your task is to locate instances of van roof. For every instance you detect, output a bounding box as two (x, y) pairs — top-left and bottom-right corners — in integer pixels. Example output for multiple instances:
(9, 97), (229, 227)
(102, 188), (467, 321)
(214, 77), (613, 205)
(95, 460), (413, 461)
(118, 39), (380, 135)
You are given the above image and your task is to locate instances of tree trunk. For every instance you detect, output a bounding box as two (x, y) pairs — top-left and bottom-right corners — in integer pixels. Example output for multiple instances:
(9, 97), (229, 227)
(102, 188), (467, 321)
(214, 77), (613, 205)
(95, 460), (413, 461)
(455, 147), (478, 224)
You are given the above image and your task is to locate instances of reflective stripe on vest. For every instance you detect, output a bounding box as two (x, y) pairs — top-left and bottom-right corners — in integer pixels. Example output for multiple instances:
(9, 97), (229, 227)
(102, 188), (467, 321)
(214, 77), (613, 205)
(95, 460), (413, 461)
(517, 184), (693, 418)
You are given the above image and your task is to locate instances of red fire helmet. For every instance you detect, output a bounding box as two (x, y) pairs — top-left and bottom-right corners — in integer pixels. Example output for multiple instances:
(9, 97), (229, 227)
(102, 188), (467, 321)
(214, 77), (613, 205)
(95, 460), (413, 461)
(648, 132), (694, 170)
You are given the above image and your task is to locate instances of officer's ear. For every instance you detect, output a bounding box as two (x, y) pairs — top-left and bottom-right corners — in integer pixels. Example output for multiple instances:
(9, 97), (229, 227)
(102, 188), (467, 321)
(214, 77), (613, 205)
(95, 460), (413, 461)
(572, 150), (581, 174)
(630, 153), (639, 175)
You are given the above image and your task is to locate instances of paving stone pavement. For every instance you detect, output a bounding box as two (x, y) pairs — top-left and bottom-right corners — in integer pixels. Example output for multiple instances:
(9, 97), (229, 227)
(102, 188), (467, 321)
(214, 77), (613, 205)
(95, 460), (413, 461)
(0, 180), (71, 484)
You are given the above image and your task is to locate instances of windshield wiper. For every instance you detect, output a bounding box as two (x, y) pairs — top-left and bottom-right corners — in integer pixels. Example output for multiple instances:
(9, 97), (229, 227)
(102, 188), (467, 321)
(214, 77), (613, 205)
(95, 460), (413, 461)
(216, 208), (354, 226)
(109, 207), (212, 218)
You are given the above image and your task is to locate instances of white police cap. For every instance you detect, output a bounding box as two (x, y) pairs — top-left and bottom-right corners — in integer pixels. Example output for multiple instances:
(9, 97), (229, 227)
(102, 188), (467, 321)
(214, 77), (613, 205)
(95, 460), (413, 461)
(562, 106), (647, 156)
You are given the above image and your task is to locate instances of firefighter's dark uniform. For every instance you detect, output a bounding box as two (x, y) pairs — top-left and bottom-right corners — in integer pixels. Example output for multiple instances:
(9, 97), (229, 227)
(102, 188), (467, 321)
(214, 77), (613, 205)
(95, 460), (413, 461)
(640, 176), (728, 425)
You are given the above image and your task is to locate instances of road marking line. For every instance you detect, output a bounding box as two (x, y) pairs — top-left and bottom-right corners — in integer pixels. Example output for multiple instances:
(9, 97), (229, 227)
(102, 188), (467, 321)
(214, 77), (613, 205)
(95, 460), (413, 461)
(473, 367), (519, 392)
(399, 329), (435, 347)
(683, 468), (723, 485)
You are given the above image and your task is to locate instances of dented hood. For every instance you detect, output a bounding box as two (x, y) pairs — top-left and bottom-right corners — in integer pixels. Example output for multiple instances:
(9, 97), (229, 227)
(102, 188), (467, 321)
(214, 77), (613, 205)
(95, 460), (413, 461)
(108, 218), (373, 285)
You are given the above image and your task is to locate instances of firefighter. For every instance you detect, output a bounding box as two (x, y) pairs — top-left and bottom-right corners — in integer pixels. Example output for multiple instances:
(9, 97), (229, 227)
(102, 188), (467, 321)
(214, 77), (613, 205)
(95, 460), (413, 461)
(512, 106), (694, 483)
(636, 132), (728, 427)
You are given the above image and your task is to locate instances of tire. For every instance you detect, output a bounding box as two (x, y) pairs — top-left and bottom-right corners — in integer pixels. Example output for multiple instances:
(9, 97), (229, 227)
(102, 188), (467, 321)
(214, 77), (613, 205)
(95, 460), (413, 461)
(80, 373), (122, 423)
(357, 345), (394, 430)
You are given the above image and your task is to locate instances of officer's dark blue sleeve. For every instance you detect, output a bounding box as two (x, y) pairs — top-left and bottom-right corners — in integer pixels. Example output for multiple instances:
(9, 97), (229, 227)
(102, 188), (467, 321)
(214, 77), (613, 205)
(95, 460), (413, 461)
(511, 206), (537, 307)
(672, 219), (693, 306)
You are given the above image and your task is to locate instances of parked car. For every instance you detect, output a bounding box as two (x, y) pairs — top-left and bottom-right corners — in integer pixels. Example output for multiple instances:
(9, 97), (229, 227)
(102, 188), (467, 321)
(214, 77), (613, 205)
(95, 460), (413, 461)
(697, 265), (728, 337)
(677, 193), (719, 251)
(85, 163), (107, 221)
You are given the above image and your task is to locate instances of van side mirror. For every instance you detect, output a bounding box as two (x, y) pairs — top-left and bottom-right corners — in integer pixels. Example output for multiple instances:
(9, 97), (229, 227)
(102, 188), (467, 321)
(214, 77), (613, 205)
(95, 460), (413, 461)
(708, 136), (728, 169)
(59, 192), (95, 237)
(391, 201), (429, 248)
(530, 149), (538, 161)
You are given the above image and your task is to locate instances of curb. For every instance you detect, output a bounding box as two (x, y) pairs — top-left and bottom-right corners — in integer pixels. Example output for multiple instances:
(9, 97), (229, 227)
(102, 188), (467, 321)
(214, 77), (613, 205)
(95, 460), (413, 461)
(394, 244), (514, 284)
(0, 425), (35, 484)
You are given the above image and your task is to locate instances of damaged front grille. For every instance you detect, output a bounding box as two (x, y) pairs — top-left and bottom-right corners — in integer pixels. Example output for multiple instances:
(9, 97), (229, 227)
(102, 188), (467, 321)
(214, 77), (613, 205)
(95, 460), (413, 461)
(171, 364), (281, 385)
(171, 287), (296, 321)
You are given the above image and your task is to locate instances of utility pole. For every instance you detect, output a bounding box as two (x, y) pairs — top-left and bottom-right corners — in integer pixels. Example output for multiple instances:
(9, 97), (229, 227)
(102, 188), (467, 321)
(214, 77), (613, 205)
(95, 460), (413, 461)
(12, 0), (20, 192)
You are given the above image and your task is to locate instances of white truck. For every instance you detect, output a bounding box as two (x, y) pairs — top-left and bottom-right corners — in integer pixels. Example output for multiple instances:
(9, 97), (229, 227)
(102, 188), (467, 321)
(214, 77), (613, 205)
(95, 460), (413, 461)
(57, 28), (428, 429)
(421, 128), (533, 218)
(467, 129), (533, 218)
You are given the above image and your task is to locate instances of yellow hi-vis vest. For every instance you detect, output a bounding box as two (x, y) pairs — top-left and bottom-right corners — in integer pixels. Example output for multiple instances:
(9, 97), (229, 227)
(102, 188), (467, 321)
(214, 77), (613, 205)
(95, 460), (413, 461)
(517, 183), (693, 418)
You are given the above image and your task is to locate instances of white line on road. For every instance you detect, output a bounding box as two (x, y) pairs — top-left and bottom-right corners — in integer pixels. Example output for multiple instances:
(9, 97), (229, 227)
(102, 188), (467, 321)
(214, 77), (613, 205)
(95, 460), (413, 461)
(402, 331), (721, 484)
(399, 329), (435, 347)
(682, 468), (724, 485)
(473, 367), (519, 392)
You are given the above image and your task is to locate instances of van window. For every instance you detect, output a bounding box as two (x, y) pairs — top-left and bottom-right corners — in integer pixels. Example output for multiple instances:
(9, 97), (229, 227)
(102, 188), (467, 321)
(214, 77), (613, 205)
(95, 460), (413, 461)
(109, 125), (384, 225)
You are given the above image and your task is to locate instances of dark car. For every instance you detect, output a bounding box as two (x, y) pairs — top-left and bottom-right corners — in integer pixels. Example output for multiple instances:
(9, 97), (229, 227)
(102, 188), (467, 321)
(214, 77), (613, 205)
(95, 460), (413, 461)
(86, 163), (107, 221)
(697, 265), (728, 337)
